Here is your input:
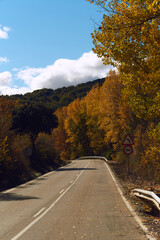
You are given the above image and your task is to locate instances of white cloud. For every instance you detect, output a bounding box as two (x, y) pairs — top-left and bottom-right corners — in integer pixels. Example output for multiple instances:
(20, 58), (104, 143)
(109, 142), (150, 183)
(0, 72), (29, 96)
(0, 86), (29, 96)
(16, 51), (115, 91)
(0, 71), (12, 86)
(0, 25), (10, 39)
(0, 51), (115, 95)
(16, 67), (44, 85)
(0, 57), (9, 64)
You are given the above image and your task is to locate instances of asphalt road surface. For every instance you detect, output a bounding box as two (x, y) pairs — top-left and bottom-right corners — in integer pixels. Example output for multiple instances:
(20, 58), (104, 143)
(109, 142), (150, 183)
(0, 159), (150, 240)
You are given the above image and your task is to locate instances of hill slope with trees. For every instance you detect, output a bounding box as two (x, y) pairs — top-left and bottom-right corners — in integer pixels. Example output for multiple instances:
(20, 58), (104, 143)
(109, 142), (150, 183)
(2, 78), (105, 110)
(0, 77), (105, 190)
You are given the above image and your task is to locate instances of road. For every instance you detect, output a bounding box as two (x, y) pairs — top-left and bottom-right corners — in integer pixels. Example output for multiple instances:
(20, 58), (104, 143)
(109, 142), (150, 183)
(0, 159), (149, 240)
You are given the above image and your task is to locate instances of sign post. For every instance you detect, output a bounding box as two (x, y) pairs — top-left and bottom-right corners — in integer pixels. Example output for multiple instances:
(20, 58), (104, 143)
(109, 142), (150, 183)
(122, 134), (134, 175)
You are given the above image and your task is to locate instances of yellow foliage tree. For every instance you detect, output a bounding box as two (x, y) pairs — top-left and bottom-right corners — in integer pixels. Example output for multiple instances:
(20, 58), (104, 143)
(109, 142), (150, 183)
(64, 99), (93, 158)
(98, 71), (133, 151)
(85, 0), (160, 179)
(84, 85), (106, 155)
(140, 123), (160, 181)
(52, 107), (71, 161)
(86, 0), (160, 120)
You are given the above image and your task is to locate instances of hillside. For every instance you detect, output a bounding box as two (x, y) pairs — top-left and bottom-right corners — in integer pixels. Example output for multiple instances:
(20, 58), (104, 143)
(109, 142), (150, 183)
(2, 78), (105, 110)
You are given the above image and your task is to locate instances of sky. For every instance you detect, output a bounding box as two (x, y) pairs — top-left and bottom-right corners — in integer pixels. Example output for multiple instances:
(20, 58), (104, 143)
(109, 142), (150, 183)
(0, 0), (114, 95)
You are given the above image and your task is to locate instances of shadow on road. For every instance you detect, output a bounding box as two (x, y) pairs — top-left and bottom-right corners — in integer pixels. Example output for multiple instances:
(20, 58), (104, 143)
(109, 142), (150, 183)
(0, 193), (40, 201)
(56, 168), (97, 171)
(17, 177), (48, 190)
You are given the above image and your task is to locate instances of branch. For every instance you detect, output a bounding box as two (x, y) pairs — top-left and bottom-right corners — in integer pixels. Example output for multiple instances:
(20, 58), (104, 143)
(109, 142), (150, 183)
(99, 11), (160, 31)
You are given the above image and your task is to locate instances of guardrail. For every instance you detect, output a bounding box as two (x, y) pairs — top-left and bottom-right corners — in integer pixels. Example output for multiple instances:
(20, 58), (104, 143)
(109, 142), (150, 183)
(78, 156), (108, 162)
(133, 189), (160, 215)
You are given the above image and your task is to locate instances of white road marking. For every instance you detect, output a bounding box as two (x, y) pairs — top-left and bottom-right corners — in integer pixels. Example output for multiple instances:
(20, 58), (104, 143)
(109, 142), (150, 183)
(11, 162), (90, 240)
(105, 162), (156, 240)
(42, 171), (54, 177)
(59, 189), (65, 194)
(1, 179), (36, 194)
(33, 208), (46, 218)
(17, 180), (36, 189)
(1, 171), (54, 194)
(24, 179), (36, 185)
(3, 188), (16, 194)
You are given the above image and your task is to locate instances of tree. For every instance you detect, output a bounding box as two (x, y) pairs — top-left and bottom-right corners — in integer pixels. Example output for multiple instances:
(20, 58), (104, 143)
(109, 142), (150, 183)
(11, 103), (58, 149)
(52, 107), (71, 161)
(0, 98), (14, 140)
(86, 0), (160, 26)
(34, 133), (58, 170)
(86, 0), (160, 120)
(65, 99), (93, 158)
(98, 71), (134, 151)
(0, 137), (11, 180)
(84, 85), (106, 155)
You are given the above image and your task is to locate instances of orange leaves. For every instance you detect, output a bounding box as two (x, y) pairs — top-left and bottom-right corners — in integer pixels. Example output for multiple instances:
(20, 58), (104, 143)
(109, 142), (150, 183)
(52, 107), (71, 161)
(97, 71), (134, 149)
(53, 71), (133, 159)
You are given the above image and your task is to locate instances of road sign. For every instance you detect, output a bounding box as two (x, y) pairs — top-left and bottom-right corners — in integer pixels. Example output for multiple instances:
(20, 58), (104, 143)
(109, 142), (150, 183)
(122, 134), (134, 145)
(123, 145), (133, 155)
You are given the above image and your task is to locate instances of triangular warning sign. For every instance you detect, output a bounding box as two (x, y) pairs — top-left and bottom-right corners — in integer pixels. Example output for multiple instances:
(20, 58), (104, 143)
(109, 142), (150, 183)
(122, 134), (134, 145)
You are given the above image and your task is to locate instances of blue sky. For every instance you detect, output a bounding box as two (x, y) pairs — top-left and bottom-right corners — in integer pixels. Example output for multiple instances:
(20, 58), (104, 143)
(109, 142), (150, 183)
(0, 0), (113, 95)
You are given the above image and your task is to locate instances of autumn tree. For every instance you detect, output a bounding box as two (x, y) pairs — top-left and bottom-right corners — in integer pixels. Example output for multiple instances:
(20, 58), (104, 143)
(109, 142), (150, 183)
(0, 98), (14, 139)
(0, 98), (31, 189)
(0, 137), (11, 184)
(86, 0), (160, 120)
(0, 98), (14, 186)
(139, 122), (160, 181)
(65, 99), (93, 159)
(52, 107), (71, 161)
(11, 103), (58, 148)
(34, 133), (58, 171)
(84, 85), (106, 155)
(98, 71), (135, 161)
(11, 103), (58, 170)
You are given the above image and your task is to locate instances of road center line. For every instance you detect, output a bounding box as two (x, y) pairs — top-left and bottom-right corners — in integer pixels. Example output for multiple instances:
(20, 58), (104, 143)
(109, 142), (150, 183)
(33, 208), (46, 218)
(11, 161), (90, 240)
(59, 189), (65, 194)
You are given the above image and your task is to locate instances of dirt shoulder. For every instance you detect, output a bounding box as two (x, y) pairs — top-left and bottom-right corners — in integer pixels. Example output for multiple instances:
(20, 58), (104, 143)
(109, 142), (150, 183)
(108, 161), (160, 240)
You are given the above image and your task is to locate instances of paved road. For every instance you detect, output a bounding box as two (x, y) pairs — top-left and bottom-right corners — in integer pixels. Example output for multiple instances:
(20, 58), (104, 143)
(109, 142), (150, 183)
(0, 159), (149, 240)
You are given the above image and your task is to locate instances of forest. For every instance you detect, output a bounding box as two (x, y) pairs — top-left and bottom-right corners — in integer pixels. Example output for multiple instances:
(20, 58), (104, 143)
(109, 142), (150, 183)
(0, 0), (160, 190)
(3, 78), (105, 111)
(53, 70), (160, 182)
(0, 78), (105, 190)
